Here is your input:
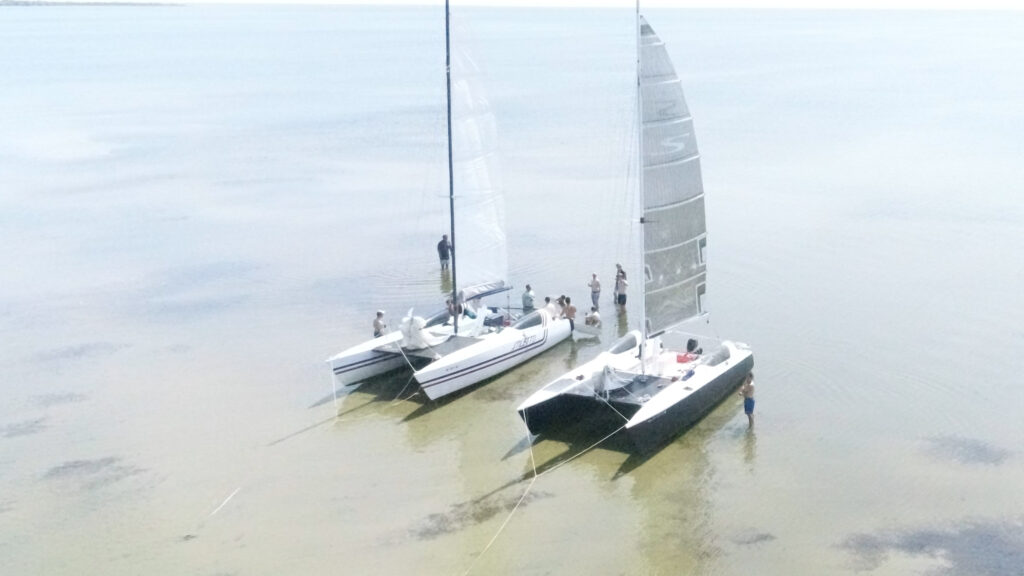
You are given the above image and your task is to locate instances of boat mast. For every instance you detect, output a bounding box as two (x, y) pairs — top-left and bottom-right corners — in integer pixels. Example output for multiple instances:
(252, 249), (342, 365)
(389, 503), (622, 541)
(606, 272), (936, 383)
(635, 1), (648, 371)
(445, 0), (459, 334)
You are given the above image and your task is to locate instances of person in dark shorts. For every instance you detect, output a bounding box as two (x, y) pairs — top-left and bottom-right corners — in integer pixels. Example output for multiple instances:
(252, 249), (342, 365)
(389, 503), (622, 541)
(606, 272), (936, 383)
(437, 234), (451, 270)
(739, 372), (755, 428)
(614, 272), (628, 307)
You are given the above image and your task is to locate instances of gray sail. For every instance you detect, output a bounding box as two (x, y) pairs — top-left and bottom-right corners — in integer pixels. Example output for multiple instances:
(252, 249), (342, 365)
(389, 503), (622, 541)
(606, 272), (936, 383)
(640, 16), (707, 336)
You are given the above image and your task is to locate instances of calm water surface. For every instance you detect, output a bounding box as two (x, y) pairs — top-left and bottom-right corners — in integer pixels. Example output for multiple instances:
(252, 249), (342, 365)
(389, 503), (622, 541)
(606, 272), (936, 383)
(1, 5), (1023, 575)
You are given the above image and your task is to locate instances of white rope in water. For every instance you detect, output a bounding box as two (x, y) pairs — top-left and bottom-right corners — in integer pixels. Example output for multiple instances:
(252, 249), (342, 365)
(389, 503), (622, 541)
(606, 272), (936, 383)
(389, 373), (419, 405)
(461, 382), (632, 575)
(459, 474), (536, 576)
(208, 486), (241, 518)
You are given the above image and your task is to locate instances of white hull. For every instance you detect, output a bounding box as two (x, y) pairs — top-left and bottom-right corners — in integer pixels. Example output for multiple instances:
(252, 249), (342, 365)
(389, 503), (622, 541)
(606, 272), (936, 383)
(326, 296), (516, 391)
(326, 331), (407, 388)
(571, 323), (602, 340)
(415, 310), (572, 400)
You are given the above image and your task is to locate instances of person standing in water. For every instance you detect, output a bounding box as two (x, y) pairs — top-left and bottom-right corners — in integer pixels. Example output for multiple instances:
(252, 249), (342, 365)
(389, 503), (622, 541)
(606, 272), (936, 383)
(522, 284), (535, 313)
(739, 372), (756, 428)
(437, 234), (452, 270)
(587, 273), (601, 309)
(614, 270), (628, 308)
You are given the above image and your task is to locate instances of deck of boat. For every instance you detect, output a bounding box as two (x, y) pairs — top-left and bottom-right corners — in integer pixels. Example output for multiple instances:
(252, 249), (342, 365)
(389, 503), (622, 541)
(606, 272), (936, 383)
(603, 372), (683, 407)
(397, 334), (483, 360)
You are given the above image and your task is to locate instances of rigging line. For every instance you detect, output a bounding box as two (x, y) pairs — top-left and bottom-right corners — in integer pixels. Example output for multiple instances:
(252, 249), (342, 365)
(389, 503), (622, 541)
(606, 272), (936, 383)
(398, 388), (424, 403)
(394, 340), (419, 373)
(389, 373), (418, 405)
(208, 486), (241, 518)
(537, 423), (628, 480)
(579, 376), (634, 421)
(463, 401), (627, 575)
(460, 476), (537, 576)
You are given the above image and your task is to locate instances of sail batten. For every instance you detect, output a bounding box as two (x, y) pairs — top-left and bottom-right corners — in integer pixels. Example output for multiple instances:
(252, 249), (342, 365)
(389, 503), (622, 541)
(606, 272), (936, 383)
(645, 152), (700, 170)
(646, 193), (703, 213)
(640, 16), (707, 335)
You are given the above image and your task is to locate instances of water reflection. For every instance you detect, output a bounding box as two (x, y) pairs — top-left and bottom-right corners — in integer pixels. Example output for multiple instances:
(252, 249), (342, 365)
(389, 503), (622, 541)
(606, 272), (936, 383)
(565, 339), (579, 369)
(616, 308), (629, 338)
(743, 429), (757, 470)
(439, 269), (452, 295)
(625, 399), (743, 573)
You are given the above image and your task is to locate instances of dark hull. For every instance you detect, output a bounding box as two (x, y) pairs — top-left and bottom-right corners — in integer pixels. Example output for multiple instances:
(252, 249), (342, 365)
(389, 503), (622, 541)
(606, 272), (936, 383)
(626, 354), (754, 454)
(519, 354), (754, 455)
(519, 394), (640, 439)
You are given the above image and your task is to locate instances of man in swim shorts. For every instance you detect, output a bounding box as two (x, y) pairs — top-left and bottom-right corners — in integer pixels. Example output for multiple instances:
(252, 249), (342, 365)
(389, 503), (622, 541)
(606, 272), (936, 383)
(739, 372), (755, 428)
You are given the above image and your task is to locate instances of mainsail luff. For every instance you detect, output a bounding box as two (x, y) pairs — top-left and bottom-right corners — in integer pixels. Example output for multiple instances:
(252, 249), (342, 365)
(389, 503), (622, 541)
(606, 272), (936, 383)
(444, 0), (458, 334)
(639, 16), (708, 336)
(635, 2), (648, 350)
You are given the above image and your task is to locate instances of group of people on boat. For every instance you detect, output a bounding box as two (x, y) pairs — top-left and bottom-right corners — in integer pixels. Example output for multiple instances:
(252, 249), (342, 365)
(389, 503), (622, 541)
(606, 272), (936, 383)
(521, 285), (587, 330)
(373, 246), (641, 342)
(373, 241), (638, 339)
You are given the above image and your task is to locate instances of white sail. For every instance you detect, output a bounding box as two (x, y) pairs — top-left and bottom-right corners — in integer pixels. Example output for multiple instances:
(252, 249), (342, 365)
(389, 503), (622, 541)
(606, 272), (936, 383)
(640, 16), (707, 336)
(449, 43), (508, 292)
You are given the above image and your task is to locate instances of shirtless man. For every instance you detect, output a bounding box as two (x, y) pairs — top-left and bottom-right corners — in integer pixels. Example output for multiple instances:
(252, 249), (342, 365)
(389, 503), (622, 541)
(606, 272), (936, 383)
(739, 372), (755, 428)
(563, 296), (577, 331)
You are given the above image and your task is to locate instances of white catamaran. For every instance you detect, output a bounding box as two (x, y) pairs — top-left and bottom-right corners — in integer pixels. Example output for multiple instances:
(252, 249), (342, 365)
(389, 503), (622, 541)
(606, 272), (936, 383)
(326, 2), (571, 401)
(517, 14), (754, 454)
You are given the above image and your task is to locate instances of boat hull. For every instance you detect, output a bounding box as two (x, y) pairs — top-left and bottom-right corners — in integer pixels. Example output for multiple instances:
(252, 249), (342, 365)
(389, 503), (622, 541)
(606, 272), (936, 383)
(415, 316), (572, 400)
(326, 332), (407, 388)
(625, 351), (753, 454)
(517, 337), (754, 454)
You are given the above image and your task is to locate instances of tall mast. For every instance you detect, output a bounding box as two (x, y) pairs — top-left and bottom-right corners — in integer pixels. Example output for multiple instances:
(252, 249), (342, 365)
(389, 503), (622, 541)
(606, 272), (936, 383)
(445, 0), (459, 334)
(635, 2), (648, 366)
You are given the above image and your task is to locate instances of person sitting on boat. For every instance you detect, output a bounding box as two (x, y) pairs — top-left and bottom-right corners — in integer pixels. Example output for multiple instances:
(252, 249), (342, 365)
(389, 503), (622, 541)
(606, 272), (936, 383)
(563, 296), (577, 331)
(585, 306), (601, 327)
(373, 310), (387, 338)
(677, 338), (702, 362)
(522, 284), (535, 313)
(687, 338), (702, 355)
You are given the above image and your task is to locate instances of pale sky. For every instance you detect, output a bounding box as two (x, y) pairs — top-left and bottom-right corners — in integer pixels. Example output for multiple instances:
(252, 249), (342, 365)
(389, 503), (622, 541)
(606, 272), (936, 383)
(52, 0), (1024, 8)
